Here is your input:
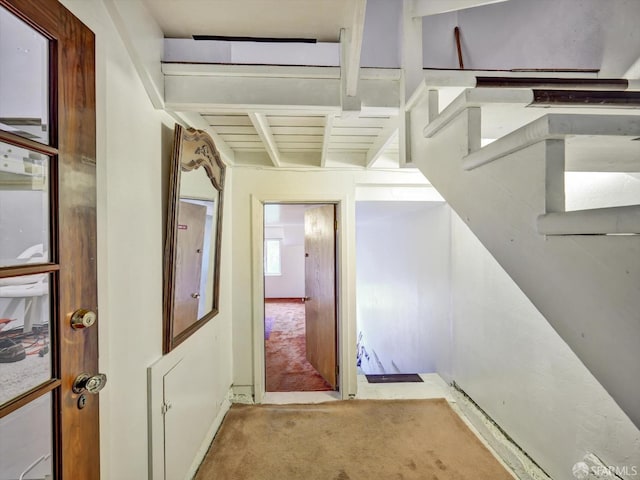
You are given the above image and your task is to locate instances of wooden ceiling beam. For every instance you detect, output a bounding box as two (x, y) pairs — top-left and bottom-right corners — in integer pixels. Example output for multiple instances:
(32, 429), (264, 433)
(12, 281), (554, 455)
(411, 0), (510, 17)
(366, 117), (399, 168)
(248, 113), (282, 167)
(320, 114), (335, 168)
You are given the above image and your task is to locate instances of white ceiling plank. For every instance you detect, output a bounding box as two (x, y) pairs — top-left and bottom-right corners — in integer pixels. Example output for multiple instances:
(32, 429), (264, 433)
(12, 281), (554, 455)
(320, 114), (335, 168)
(280, 147), (324, 152)
(267, 117), (327, 127)
(411, 0), (510, 17)
(219, 134), (262, 142)
(204, 115), (253, 126)
(366, 117), (400, 168)
(334, 117), (390, 128)
(332, 127), (382, 136)
(278, 143), (322, 149)
(271, 126), (326, 135)
(318, 135), (372, 143)
(272, 135), (324, 143)
(249, 112), (283, 167)
(213, 126), (259, 135)
(329, 143), (373, 150)
(227, 141), (270, 149)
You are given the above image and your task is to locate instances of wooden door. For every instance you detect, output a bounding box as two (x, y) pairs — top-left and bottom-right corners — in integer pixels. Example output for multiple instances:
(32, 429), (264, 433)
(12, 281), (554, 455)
(174, 200), (206, 336)
(0, 1), (99, 479)
(304, 205), (337, 389)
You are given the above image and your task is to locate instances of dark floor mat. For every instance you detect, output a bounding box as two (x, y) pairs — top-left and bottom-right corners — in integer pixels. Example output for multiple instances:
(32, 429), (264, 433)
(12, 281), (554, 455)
(0, 338), (26, 363)
(365, 374), (424, 383)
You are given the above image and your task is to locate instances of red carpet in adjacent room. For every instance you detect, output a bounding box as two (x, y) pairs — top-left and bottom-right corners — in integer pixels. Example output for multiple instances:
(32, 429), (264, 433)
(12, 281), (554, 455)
(265, 300), (332, 392)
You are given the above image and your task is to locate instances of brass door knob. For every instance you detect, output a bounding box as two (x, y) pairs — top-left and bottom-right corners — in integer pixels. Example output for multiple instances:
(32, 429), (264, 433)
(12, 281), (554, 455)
(70, 309), (97, 330)
(72, 373), (107, 394)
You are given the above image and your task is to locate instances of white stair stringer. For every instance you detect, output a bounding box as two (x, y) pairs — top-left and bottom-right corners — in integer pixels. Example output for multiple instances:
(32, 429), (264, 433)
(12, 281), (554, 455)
(538, 205), (640, 235)
(412, 106), (640, 428)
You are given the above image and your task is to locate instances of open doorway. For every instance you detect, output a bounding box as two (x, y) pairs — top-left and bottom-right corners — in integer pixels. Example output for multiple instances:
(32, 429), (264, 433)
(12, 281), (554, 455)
(355, 201), (451, 378)
(263, 203), (338, 392)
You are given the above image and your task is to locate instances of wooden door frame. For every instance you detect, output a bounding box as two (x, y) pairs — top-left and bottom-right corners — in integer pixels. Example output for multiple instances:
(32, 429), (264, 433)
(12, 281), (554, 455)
(251, 194), (356, 403)
(0, 1), (98, 478)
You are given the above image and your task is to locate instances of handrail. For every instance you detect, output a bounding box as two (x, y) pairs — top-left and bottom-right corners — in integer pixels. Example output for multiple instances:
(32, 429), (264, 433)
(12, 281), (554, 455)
(476, 77), (630, 90)
(19, 453), (51, 480)
(532, 90), (640, 106)
(462, 114), (640, 171)
(422, 88), (533, 138)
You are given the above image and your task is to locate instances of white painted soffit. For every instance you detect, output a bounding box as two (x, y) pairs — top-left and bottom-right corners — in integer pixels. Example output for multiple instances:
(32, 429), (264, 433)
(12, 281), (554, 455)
(163, 67), (401, 115)
(143, 0), (360, 42)
(163, 38), (340, 66)
(410, 0), (511, 17)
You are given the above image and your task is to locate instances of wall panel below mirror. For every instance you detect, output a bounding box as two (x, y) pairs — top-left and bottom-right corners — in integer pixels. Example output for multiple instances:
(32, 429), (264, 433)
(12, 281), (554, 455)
(163, 124), (225, 353)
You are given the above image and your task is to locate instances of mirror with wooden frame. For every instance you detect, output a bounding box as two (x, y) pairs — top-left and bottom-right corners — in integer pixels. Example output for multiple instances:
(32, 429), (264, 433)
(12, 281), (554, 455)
(164, 124), (225, 353)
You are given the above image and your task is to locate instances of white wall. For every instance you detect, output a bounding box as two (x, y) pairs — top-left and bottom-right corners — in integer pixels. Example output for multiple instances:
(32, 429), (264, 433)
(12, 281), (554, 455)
(422, 0), (640, 76)
(355, 202), (450, 375)
(565, 172), (640, 211)
(449, 212), (640, 480)
(231, 167), (431, 398)
(360, 0), (401, 68)
(58, 2), (234, 479)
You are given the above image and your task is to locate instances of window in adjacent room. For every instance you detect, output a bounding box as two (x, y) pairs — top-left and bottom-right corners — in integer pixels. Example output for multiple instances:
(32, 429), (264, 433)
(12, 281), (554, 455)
(264, 239), (282, 276)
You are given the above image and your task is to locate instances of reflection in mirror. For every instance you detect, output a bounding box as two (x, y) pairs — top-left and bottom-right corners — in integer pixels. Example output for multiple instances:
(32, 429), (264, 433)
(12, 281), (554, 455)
(0, 6), (49, 145)
(164, 124), (225, 352)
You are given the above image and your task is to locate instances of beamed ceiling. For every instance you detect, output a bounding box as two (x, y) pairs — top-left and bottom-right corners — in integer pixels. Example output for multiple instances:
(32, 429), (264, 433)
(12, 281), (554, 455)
(136, 0), (515, 169)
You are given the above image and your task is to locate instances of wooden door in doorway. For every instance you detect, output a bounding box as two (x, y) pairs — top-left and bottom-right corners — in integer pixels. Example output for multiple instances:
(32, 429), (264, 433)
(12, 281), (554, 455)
(174, 200), (207, 336)
(0, 1), (100, 479)
(304, 205), (337, 389)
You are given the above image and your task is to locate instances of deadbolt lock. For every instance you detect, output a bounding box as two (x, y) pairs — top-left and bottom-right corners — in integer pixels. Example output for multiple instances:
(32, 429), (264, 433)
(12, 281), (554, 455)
(72, 373), (107, 395)
(71, 309), (97, 330)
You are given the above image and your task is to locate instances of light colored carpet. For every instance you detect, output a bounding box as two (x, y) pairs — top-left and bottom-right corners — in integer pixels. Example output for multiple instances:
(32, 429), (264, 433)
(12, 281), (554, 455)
(265, 301), (332, 392)
(194, 399), (514, 480)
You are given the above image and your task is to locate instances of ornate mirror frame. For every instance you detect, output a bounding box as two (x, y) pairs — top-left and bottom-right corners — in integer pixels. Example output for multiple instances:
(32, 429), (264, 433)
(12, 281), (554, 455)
(163, 124), (226, 353)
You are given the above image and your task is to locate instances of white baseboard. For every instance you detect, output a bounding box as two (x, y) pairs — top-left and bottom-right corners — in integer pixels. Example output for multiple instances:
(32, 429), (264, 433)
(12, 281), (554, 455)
(450, 383), (552, 480)
(231, 384), (255, 404)
(186, 390), (233, 480)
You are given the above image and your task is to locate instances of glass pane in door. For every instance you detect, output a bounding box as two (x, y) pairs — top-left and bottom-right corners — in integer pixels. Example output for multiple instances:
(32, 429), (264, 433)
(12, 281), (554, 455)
(0, 273), (51, 406)
(0, 141), (50, 267)
(0, 6), (49, 144)
(0, 393), (53, 479)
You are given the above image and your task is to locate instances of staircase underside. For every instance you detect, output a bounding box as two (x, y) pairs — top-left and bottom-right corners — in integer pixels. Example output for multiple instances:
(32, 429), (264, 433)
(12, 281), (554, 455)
(411, 86), (640, 428)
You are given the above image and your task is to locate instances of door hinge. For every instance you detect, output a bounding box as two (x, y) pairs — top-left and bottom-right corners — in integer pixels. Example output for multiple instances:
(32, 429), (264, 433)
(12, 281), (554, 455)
(161, 401), (172, 416)
(334, 220), (338, 232)
(336, 364), (339, 376)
